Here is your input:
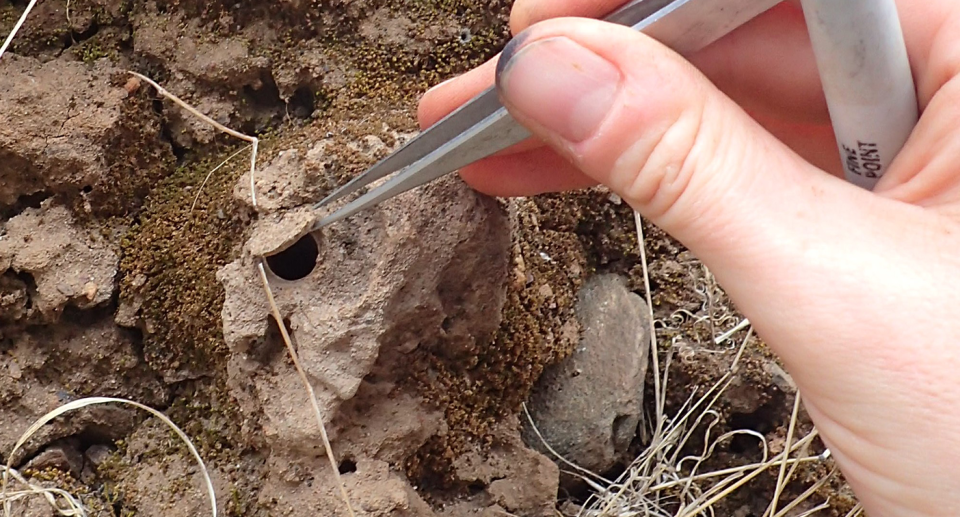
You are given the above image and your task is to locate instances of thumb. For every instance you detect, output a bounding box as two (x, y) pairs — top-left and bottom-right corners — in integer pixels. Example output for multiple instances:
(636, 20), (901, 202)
(493, 17), (916, 386)
(494, 18), (872, 263)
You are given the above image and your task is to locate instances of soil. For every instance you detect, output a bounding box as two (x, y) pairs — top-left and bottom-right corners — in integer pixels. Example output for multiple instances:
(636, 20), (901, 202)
(0, 1), (857, 516)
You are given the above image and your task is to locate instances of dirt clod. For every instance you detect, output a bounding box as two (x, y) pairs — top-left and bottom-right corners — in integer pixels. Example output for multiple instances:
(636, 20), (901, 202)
(0, 203), (117, 324)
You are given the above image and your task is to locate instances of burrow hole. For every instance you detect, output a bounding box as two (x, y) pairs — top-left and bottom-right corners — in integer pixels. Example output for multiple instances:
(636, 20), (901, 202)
(265, 234), (319, 281)
(338, 458), (357, 474)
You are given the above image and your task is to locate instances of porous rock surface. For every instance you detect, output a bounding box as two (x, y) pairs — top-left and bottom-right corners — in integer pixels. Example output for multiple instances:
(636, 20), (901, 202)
(216, 146), (560, 515)
(0, 203), (117, 324)
(523, 274), (651, 484)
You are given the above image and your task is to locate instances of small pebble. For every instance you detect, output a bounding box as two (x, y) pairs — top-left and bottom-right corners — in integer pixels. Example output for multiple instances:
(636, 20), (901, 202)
(83, 281), (98, 301)
(8, 361), (22, 380)
(124, 76), (141, 95)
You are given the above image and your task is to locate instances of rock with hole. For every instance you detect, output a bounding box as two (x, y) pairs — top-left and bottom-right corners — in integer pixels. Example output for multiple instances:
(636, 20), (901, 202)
(219, 144), (511, 454)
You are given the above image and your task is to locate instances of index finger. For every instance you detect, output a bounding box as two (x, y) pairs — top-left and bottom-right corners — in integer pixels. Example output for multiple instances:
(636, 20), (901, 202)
(510, 0), (625, 34)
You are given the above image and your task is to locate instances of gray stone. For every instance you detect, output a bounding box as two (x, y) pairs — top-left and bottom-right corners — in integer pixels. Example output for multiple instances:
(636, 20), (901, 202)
(522, 274), (651, 482)
(25, 440), (84, 477)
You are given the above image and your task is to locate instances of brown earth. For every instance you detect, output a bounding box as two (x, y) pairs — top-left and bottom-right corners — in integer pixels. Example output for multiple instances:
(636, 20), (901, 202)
(0, 1), (857, 515)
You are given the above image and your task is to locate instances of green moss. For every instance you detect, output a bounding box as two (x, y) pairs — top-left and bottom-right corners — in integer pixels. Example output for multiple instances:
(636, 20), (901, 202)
(76, 39), (109, 63)
(166, 378), (248, 460)
(118, 146), (250, 376)
(406, 199), (587, 488)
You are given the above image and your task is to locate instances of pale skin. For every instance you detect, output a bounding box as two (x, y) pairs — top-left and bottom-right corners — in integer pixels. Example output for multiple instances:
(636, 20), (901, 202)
(417, 1), (960, 515)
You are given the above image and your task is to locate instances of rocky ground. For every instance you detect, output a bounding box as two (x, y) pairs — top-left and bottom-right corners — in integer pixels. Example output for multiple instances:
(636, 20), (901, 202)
(0, 1), (857, 515)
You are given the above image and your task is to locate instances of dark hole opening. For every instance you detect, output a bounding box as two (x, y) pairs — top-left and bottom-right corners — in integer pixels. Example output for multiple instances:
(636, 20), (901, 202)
(265, 234), (319, 281)
(727, 403), (779, 454)
(288, 86), (315, 119)
(466, 481), (486, 495)
(338, 459), (357, 474)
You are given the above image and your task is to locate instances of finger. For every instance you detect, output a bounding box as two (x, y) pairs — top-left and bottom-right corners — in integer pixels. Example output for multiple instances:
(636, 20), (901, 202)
(444, 107), (842, 198)
(458, 147), (597, 197)
(877, 76), (960, 207)
(493, 20), (960, 513)
(423, 5), (831, 152)
(417, 56), (544, 157)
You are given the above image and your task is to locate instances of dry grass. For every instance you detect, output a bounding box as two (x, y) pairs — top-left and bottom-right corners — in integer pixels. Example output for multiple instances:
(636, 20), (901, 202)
(1, 397), (216, 517)
(528, 212), (839, 516)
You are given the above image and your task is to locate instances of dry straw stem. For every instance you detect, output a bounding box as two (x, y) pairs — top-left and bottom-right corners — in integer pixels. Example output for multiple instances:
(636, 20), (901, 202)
(191, 144), (253, 212)
(0, 466), (84, 516)
(634, 211), (664, 427)
(522, 403), (611, 490)
(766, 392), (806, 517)
(128, 72), (261, 207)
(257, 263), (355, 517)
(134, 72), (356, 517)
(0, 0), (39, 61)
(0, 397), (216, 517)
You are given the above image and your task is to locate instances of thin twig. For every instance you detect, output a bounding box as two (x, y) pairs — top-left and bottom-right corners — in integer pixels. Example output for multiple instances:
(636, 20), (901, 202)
(257, 263), (356, 517)
(0, 0), (39, 60)
(774, 465), (838, 517)
(191, 144), (252, 211)
(768, 391), (804, 517)
(634, 211), (664, 430)
(522, 403), (611, 486)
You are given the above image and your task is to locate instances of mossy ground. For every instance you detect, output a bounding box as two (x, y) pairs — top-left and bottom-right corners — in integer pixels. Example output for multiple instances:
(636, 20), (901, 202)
(406, 198), (588, 488)
(118, 146), (249, 376)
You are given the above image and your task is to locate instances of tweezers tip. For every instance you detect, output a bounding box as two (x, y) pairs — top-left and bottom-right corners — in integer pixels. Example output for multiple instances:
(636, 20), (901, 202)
(312, 190), (340, 211)
(307, 218), (328, 234)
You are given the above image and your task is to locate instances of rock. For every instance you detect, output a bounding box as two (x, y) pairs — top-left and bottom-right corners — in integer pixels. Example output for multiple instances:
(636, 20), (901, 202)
(0, 203), (118, 322)
(522, 274), (651, 483)
(0, 54), (171, 216)
(219, 163), (511, 455)
(25, 440), (84, 477)
(764, 360), (797, 393)
(452, 417), (560, 517)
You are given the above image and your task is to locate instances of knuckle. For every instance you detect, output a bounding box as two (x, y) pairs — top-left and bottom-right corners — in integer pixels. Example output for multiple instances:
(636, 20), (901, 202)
(622, 103), (710, 219)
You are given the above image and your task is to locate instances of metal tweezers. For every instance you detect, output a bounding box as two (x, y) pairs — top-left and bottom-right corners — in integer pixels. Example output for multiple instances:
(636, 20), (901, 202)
(310, 0), (783, 232)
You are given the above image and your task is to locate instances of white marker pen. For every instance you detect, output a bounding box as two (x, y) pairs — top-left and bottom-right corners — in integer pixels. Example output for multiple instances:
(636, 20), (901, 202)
(801, 0), (919, 190)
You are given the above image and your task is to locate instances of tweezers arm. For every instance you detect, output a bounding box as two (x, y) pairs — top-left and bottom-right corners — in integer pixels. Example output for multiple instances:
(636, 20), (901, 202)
(312, 0), (728, 210)
(311, 0), (784, 231)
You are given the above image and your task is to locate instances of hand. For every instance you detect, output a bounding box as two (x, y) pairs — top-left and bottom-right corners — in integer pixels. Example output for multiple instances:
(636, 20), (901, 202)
(418, 1), (960, 515)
